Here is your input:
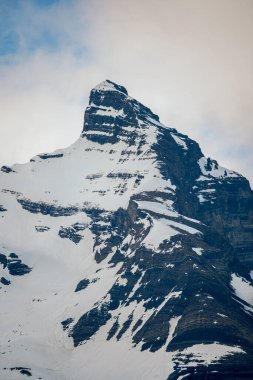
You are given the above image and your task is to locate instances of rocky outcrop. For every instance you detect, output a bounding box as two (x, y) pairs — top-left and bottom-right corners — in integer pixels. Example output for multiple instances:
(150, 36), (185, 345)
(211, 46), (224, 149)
(17, 198), (81, 217)
(0, 252), (31, 279)
(82, 79), (160, 146)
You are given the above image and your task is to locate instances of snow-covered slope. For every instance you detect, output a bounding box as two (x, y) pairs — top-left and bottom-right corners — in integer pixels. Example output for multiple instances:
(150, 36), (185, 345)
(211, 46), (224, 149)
(0, 80), (253, 380)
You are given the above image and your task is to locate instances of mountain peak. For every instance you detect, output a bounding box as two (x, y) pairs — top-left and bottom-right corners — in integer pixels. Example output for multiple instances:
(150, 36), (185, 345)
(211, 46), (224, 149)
(1, 79), (253, 380)
(92, 79), (128, 96)
(83, 79), (160, 143)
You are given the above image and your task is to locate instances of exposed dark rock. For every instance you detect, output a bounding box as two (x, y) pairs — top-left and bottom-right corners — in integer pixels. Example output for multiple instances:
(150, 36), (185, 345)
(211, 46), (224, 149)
(81, 79), (159, 145)
(116, 312), (133, 340)
(9, 253), (18, 258)
(20, 369), (32, 377)
(196, 177), (253, 268)
(9, 367), (32, 377)
(0, 277), (10, 285)
(1, 252), (32, 279)
(58, 222), (86, 244)
(107, 318), (120, 340)
(1, 165), (15, 173)
(61, 318), (74, 331)
(71, 304), (111, 346)
(0, 253), (7, 268)
(7, 258), (32, 276)
(75, 278), (90, 292)
(35, 225), (50, 232)
(38, 153), (63, 159)
(17, 198), (80, 217)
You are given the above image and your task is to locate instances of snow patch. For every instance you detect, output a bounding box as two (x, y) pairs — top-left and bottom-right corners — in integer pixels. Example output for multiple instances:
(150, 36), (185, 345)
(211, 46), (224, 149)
(174, 343), (245, 367)
(171, 133), (188, 151)
(198, 157), (240, 179)
(231, 273), (253, 307)
(142, 218), (179, 250)
(192, 247), (203, 256)
(166, 316), (181, 346)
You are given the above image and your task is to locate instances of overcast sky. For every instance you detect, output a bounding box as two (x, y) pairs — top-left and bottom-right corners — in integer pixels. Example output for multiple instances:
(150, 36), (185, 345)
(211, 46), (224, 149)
(0, 0), (252, 186)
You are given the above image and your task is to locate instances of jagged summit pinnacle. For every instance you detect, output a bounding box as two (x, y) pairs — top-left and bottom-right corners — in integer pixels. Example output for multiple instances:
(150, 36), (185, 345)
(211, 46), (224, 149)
(93, 79), (128, 95)
(87, 79), (130, 111)
(83, 79), (160, 142)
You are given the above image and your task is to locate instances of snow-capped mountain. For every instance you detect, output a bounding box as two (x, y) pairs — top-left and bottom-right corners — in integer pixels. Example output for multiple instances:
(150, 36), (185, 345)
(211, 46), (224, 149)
(0, 80), (253, 380)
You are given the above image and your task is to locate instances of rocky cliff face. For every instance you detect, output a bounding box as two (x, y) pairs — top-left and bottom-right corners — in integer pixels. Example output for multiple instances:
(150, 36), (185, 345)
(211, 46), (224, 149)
(0, 80), (252, 380)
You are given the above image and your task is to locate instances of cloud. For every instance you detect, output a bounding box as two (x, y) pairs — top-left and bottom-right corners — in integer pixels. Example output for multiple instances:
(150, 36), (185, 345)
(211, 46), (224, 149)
(0, 0), (252, 185)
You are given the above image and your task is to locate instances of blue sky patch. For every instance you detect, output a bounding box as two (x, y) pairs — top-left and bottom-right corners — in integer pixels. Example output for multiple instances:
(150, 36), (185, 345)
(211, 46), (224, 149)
(33, 0), (60, 7)
(0, 31), (20, 56)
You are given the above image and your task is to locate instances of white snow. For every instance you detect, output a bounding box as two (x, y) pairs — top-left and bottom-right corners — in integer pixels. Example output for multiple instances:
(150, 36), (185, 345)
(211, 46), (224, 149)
(0, 123), (173, 212)
(93, 80), (125, 93)
(231, 273), (253, 307)
(85, 129), (114, 136)
(167, 219), (201, 235)
(182, 215), (201, 224)
(192, 247), (203, 256)
(165, 316), (181, 346)
(171, 133), (188, 150)
(174, 343), (245, 367)
(141, 218), (179, 250)
(136, 200), (177, 218)
(117, 277), (128, 286)
(199, 188), (216, 193)
(217, 313), (228, 318)
(198, 194), (206, 203)
(198, 157), (240, 180)
(95, 106), (124, 117)
(154, 291), (182, 316)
